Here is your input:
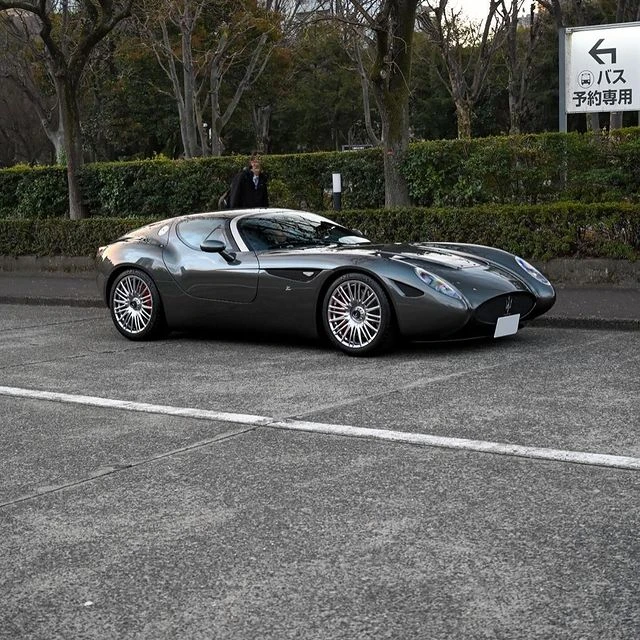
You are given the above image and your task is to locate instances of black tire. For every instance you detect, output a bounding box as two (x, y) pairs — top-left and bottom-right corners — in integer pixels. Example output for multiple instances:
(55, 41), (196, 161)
(322, 273), (396, 356)
(109, 269), (167, 341)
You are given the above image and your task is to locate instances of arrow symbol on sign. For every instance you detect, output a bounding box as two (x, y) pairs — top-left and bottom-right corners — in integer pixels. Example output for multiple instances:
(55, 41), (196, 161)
(589, 38), (617, 64)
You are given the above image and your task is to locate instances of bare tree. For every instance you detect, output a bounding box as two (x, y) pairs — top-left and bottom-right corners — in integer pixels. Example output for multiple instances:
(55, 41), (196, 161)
(350, 32), (381, 146)
(0, 78), (52, 165)
(137, 0), (208, 158)
(208, 18), (271, 156)
(499, 0), (543, 134)
(0, 0), (135, 219)
(419, 0), (506, 139)
(333, 1), (420, 207)
(249, 0), (314, 153)
(138, 0), (277, 158)
(0, 11), (64, 161)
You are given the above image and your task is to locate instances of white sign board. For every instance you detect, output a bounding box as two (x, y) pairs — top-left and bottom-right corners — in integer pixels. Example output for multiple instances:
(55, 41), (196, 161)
(565, 22), (640, 113)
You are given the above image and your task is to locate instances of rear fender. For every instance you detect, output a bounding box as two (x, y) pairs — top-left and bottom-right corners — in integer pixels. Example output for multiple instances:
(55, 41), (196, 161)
(102, 243), (171, 307)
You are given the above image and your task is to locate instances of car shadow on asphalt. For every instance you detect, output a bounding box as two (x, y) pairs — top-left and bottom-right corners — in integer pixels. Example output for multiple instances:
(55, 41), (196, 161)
(156, 326), (516, 359)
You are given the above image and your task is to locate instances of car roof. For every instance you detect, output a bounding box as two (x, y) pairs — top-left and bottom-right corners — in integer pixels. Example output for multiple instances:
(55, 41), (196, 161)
(180, 208), (312, 222)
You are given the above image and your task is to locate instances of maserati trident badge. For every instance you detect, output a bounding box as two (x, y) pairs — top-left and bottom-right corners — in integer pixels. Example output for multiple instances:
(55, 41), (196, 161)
(505, 296), (513, 315)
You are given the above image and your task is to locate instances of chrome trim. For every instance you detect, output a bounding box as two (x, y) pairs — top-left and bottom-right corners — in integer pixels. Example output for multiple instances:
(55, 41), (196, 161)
(229, 208), (319, 253)
(505, 296), (513, 315)
(230, 213), (253, 252)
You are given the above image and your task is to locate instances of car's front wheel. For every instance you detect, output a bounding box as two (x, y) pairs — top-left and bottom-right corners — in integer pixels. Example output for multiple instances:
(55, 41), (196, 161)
(322, 273), (395, 356)
(109, 269), (166, 341)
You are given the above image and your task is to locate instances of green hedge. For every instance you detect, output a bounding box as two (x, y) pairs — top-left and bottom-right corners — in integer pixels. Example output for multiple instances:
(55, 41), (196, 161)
(403, 130), (640, 207)
(333, 202), (640, 261)
(2, 129), (640, 219)
(0, 151), (384, 218)
(0, 217), (158, 257)
(1, 203), (638, 261)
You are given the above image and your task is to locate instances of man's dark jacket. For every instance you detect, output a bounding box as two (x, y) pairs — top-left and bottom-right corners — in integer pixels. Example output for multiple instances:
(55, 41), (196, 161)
(228, 169), (269, 209)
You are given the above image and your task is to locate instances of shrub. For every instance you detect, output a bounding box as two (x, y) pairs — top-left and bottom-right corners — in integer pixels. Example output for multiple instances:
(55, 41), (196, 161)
(1, 202), (637, 260)
(3, 128), (639, 219)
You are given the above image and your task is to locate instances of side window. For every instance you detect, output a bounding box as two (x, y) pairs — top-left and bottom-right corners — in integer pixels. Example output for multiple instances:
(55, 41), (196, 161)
(238, 218), (271, 251)
(207, 226), (228, 244)
(238, 217), (291, 251)
(176, 218), (228, 250)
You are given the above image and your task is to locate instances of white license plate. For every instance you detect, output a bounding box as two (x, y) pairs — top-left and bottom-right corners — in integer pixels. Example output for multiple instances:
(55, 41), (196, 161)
(494, 314), (520, 338)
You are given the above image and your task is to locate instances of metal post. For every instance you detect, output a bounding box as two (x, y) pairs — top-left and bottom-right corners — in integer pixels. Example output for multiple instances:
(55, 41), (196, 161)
(559, 28), (568, 133)
(332, 173), (342, 211)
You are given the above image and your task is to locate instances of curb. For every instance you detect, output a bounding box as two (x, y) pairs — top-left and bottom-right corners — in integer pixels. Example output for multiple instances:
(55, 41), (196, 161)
(535, 258), (639, 288)
(529, 316), (639, 332)
(0, 256), (95, 273)
(0, 296), (103, 308)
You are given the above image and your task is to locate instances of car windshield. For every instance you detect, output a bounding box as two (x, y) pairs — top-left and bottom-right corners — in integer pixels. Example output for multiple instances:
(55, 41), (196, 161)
(237, 212), (370, 251)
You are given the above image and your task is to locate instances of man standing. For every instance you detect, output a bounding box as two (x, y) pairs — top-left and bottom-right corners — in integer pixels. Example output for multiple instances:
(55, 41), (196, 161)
(228, 153), (269, 209)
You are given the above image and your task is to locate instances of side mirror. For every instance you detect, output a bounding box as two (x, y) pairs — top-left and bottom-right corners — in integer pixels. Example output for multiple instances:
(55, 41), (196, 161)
(200, 239), (237, 264)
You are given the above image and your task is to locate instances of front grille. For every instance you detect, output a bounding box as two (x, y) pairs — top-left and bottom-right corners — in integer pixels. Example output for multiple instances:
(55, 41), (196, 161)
(475, 292), (535, 324)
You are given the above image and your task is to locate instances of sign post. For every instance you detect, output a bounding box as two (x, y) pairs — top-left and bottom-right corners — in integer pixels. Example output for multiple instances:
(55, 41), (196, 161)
(332, 173), (342, 211)
(560, 21), (640, 127)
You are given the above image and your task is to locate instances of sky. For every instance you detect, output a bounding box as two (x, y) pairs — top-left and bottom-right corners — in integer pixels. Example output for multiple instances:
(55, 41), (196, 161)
(449, 1), (492, 23)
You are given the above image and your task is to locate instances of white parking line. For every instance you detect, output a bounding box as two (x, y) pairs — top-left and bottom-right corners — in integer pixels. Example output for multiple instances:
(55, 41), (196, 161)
(1, 385), (639, 471)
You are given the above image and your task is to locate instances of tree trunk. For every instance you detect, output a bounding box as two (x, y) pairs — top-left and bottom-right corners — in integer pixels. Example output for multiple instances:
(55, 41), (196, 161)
(376, 97), (411, 206)
(44, 124), (65, 163)
(210, 125), (224, 156)
(455, 100), (472, 139)
(352, 39), (380, 146)
(609, 111), (623, 131)
(56, 75), (86, 219)
(381, 129), (410, 206)
(252, 104), (272, 153)
(371, 0), (418, 207)
(181, 13), (198, 158)
(509, 91), (521, 135)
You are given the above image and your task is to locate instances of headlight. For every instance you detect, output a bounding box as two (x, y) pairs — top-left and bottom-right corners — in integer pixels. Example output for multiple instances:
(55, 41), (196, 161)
(415, 268), (464, 301)
(515, 256), (551, 286)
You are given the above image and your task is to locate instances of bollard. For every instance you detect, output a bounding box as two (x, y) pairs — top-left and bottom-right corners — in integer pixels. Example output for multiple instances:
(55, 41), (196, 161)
(332, 173), (342, 211)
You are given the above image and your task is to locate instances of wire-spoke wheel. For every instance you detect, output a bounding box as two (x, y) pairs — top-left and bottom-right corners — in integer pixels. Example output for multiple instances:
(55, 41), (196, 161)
(110, 269), (165, 341)
(323, 273), (395, 356)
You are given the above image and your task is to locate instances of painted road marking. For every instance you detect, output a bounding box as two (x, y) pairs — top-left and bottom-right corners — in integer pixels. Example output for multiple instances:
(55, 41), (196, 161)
(1, 385), (639, 471)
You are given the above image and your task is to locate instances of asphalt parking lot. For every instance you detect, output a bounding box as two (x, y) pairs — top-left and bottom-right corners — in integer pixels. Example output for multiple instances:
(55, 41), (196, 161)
(1, 304), (638, 639)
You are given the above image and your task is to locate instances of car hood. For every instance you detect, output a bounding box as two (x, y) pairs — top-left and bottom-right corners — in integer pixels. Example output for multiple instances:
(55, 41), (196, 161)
(368, 243), (484, 269)
(282, 242), (486, 270)
(265, 242), (529, 295)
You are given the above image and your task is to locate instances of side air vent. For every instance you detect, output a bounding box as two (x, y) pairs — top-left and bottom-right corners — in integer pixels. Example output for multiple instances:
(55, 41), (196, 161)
(265, 269), (320, 282)
(392, 280), (424, 298)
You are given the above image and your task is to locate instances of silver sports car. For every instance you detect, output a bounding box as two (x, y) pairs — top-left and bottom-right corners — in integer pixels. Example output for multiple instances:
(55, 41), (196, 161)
(96, 208), (555, 355)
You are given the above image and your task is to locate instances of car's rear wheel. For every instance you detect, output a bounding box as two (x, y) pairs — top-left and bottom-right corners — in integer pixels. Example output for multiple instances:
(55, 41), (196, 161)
(322, 273), (395, 356)
(110, 269), (166, 341)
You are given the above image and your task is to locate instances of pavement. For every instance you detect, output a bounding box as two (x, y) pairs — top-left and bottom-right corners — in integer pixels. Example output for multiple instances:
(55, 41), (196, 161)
(1, 275), (639, 639)
(0, 270), (638, 331)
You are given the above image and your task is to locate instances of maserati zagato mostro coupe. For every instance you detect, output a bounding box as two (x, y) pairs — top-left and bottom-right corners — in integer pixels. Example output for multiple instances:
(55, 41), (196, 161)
(96, 208), (556, 355)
